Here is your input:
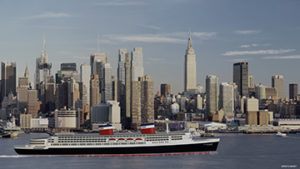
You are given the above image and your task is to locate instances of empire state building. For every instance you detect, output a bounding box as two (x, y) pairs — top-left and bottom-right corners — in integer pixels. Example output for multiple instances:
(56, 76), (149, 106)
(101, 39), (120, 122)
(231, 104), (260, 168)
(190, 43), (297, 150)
(184, 32), (197, 91)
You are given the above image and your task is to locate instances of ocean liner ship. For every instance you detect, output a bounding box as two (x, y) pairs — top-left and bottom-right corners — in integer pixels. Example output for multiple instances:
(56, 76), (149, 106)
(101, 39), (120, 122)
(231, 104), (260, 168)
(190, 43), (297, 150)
(14, 124), (220, 155)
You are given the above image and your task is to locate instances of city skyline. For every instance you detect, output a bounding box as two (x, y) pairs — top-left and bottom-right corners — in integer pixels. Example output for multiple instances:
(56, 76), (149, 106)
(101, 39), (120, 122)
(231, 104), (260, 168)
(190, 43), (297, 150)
(1, 0), (300, 95)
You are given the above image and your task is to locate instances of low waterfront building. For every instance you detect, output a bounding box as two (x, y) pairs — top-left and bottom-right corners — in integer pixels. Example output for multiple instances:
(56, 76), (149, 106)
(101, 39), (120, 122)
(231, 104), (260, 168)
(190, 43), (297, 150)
(20, 114), (32, 129)
(31, 117), (49, 129)
(246, 111), (258, 125)
(91, 101), (121, 130)
(274, 119), (300, 129)
(258, 110), (269, 125)
(55, 108), (77, 129)
(204, 122), (227, 131)
(245, 97), (259, 112)
(246, 110), (270, 126)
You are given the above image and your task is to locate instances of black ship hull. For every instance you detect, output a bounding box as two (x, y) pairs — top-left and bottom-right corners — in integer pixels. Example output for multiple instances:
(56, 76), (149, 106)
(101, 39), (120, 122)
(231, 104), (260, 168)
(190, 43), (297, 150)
(15, 141), (219, 155)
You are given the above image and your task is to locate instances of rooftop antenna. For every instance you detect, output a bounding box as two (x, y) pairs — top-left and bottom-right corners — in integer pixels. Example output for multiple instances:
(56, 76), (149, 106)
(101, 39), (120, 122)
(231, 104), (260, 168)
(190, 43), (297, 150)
(97, 33), (100, 53)
(188, 28), (192, 48)
(43, 33), (46, 52)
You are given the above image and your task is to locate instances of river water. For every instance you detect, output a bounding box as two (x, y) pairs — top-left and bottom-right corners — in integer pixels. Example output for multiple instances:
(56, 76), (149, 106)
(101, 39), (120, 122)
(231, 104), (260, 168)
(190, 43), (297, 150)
(0, 133), (299, 169)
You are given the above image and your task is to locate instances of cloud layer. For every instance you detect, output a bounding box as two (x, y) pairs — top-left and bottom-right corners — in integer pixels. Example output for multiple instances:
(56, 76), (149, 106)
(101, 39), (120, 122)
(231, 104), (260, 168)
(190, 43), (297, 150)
(109, 35), (185, 43)
(222, 49), (295, 56)
(263, 55), (300, 60)
(103, 32), (216, 44)
(234, 30), (260, 35)
(240, 43), (271, 48)
(27, 12), (72, 19)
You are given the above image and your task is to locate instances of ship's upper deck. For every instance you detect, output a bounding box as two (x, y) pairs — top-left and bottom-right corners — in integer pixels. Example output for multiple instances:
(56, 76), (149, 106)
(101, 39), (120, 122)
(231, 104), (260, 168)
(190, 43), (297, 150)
(54, 131), (187, 137)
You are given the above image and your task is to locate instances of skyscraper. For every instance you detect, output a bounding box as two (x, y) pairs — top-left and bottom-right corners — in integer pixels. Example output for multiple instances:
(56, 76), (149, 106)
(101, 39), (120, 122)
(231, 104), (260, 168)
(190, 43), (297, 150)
(17, 67), (30, 114)
(55, 81), (68, 109)
(272, 75), (284, 99)
(27, 90), (39, 117)
(265, 87), (277, 99)
(35, 39), (52, 90)
(60, 63), (79, 81)
(124, 53), (131, 128)
(206, 75), (219, 116)
(117, 48), (127, 102)
(131, 80), (141, 130)
(141, 75), (154, 124)
(131, 75), (154, 130)
(17, 67), (39, 116)
(90, 75), (100, 107)
(160, 84), (171, 96)
(111, 76), (118, 101)
(45, 79), (56, 112)
(18, 66), (30, 88)
(90, 53), (107, 75)
(248, 75), (254, 88)
(24, 65), (30, 79)
(94, 60), (104, 95)
(94, 60), (104, 79)
(80, 64), (91, 105)
(101, 63), (112, 102)
(220, 83), (234, 117)
(131, 47), (144, 81)
(67, 78), (80, 109)
(255, 84), (266, 101)
(233, 62), (248, 96)
(1, 62), (16, 103)
(289, 83), (298, 100)
(184, 32), (197, 92)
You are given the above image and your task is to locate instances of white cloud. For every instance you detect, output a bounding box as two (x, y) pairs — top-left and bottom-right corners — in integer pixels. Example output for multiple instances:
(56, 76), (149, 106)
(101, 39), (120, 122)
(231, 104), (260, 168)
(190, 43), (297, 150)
(240, 44), (251, 48)
(222, 49), (296, 56)
(96, 0), (145, 6)
(227, 58), (250, 63)
(263, 55), (300, 60)
(28, 12), (72, 19)
(165, 32), (216, 39)
(102, 31), (216, 44)
(240, 43), (270, 48)
(239, 43), (258, 48)
(234, 30), (260, 35)
(192, 32), (217, 39)
(108, 35), (185, 43)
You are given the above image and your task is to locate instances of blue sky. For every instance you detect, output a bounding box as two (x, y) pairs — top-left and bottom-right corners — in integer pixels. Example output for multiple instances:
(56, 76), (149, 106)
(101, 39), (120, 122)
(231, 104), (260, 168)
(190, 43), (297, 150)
(1, 0), (300, 95)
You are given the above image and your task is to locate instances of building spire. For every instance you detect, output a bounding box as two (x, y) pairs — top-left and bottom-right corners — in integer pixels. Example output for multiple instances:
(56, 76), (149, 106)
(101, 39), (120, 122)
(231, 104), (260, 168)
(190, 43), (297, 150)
(41, 36), (48, 63)
(43, 36), (46, 52)
(43, 35), (46, 54)
(188, 31), (192, 49)
(24, 65), (30, 78)
(97, 33), (99, 53)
